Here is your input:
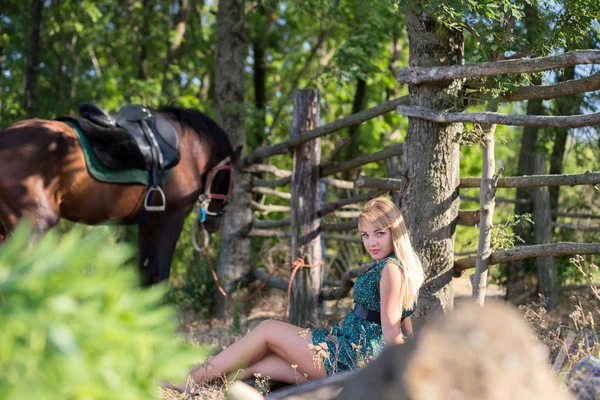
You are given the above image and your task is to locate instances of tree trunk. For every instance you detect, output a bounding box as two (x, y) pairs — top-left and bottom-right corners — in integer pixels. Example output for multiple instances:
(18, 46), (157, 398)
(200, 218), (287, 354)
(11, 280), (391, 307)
(213, 0), (249, 319)
(342, 77), (367, 181)
(138, 0), (152, 80)
(385, 155), (402, 205)
(161, 0), (191, 99)
(401, 9), (463, 328)
(250, 0), (270, 146)
(68, 35), (79, 101)
(505, 2), (543, 300)
(25, 0), (44, 118)
(386, 26), (402, 100)
(289, 89), (322, 328)
(532, 152), (558, 309)
(550, 66), (578, 220)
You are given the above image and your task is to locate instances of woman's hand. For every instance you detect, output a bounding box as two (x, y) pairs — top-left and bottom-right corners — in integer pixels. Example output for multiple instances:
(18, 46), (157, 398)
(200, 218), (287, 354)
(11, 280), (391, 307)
(380, 260), (405, 346)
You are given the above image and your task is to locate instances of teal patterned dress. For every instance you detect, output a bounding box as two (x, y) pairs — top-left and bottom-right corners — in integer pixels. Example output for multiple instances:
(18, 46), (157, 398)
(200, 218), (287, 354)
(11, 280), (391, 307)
(311, 254), (415, 375)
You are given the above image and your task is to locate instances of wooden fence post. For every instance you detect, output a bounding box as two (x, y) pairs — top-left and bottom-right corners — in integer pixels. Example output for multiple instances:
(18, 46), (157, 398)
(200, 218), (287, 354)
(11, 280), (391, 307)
(532, 152), (558, 309)
(289, 89), (323, 328)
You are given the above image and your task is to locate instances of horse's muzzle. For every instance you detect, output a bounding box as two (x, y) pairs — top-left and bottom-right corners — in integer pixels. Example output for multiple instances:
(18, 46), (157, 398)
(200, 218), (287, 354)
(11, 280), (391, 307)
(203, 217), (221, 233)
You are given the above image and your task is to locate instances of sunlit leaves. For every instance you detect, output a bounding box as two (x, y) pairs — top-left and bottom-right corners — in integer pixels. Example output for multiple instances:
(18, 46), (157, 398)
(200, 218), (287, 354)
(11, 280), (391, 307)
(0, 223), (202, 400)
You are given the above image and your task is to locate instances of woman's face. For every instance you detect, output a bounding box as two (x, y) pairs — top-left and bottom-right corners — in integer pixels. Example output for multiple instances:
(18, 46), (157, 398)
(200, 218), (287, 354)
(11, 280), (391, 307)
(360, 221), (393, 261)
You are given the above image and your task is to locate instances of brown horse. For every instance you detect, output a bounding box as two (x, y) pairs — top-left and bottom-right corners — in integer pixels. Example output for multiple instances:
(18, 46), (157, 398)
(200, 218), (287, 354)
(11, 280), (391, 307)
(0, 106), (235, 285)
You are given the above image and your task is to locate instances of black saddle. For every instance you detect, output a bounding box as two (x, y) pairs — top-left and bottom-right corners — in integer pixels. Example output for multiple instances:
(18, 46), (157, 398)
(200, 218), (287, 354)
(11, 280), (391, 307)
(78, 102), (180, 171)
(57, 103), (182, 211)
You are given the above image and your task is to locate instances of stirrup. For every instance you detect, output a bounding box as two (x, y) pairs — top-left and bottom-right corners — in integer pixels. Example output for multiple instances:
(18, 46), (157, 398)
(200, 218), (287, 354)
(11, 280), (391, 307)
(144, 186), (166, 211)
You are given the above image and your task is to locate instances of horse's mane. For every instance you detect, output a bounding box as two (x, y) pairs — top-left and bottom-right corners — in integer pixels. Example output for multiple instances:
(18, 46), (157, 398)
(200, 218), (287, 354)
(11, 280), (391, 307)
(157, 106), (234, 163)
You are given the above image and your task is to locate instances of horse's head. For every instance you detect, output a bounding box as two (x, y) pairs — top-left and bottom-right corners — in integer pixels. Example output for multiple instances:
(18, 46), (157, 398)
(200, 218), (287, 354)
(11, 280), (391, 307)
(201, 146), (242, 232)
(200, 155), (233, 233)
(157, 106), (240, 234)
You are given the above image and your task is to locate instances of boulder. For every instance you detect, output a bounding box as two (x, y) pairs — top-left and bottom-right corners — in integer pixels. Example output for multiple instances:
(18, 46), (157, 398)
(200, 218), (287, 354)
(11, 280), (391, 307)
(567, 356), (600, 400)
(337, 302), (572, 400)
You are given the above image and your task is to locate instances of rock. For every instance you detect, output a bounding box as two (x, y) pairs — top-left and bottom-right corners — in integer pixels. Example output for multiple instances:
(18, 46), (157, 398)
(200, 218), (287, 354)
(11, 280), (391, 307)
(337, 302), (572, 400)
(567, 356), (600, 400)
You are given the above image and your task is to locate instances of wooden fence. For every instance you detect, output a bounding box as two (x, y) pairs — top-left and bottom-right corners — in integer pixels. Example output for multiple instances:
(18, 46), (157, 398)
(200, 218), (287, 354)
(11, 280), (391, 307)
(218, 50), (600, 326)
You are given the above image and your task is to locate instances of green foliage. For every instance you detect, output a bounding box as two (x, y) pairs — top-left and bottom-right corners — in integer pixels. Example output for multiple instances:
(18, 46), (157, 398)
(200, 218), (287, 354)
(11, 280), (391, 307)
(0, 223), (202, 400)
(491, 213), (532, 250)
(2, 0), (598, 307)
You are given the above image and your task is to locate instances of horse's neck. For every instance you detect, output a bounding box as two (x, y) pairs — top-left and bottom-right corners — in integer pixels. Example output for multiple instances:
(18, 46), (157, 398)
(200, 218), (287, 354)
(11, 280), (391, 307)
(182, 131), (215, 175)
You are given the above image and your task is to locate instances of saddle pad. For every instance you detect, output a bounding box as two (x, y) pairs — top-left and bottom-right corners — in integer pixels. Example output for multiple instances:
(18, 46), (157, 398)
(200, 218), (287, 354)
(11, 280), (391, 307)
(64, 120), (172, 185)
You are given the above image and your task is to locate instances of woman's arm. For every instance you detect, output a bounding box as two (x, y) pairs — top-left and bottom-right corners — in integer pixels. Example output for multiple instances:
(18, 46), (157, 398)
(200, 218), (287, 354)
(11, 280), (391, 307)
(380, 261), (405, 346)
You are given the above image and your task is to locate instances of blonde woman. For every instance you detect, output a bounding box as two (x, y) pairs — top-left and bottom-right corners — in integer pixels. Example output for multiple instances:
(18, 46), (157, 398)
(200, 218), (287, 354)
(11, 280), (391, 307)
(167, 197), (424, 389)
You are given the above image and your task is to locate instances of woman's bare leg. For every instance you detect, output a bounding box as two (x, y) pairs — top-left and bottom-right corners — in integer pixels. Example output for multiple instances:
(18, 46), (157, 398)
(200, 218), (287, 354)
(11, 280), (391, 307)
(242, 353), (310, 384)
(190, 319), (325, 384)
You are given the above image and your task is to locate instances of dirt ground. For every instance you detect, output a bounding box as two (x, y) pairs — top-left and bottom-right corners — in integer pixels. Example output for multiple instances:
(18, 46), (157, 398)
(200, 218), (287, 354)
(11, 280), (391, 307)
(167, 278), (599, 399)
(453, 273), (506, 302)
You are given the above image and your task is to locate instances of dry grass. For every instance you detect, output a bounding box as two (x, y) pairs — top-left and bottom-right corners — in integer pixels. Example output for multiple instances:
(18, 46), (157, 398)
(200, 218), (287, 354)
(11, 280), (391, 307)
(520, 256), (600, 380)
(163, 257), (600, 399)
(159, 286), (358, 399)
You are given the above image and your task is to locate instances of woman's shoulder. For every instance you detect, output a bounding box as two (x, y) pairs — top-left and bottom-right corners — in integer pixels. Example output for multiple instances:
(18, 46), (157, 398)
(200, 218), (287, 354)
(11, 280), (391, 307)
(383, 255), (405, 271)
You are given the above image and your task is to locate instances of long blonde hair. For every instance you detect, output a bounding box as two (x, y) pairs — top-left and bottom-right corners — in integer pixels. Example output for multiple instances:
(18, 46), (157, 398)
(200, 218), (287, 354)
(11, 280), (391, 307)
(358, 197), (424, 311)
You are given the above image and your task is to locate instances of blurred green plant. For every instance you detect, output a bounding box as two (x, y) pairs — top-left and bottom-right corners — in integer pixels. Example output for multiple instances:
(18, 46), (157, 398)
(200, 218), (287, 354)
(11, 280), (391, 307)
(0, 222), (204, 400)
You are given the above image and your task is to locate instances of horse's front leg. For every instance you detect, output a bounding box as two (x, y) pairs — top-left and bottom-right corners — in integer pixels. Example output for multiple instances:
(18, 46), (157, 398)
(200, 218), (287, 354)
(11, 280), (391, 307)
(138, 209), (188, 286)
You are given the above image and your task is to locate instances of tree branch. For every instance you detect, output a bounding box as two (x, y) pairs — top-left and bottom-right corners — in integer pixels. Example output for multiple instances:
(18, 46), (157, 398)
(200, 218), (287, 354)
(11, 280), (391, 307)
(250, 201), (291, 213)
(223, 271), (285, 295)
(252, 176), (292, 188)
(320, 177), (355, 189)
(463, 23), (480, 40)
(247, 229), (290, 238)
(253, 218), (291, 229)
(555, 212), (600, 220)
(320, 264), (371, 301)
(321, 220), (358, 232)
(397, 105), (600, 128)
(321, 137), (352, 168)
(242, 163), (291, 177)
(242, 96), (409, 167)
(319, 190), (387, 217)
(225, 268), (289, 295)
(498, 70), (600, 102)
(460, 195), (530, 206)
(454, 242), (600, 276)
(354, 175), (405, 191)
(245, 230), (361, 243)
(460, 171), (600, 188)
(269, 23), (329, 133)
(553, 223), (600, 232)
(332, 211), (362, 219)
(321, 143), (403, 176)
(321, 233), (361, 243)
(248, 187), (292, 200)
(457, 210), (483, 225)
(397, 49), (600, 84)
